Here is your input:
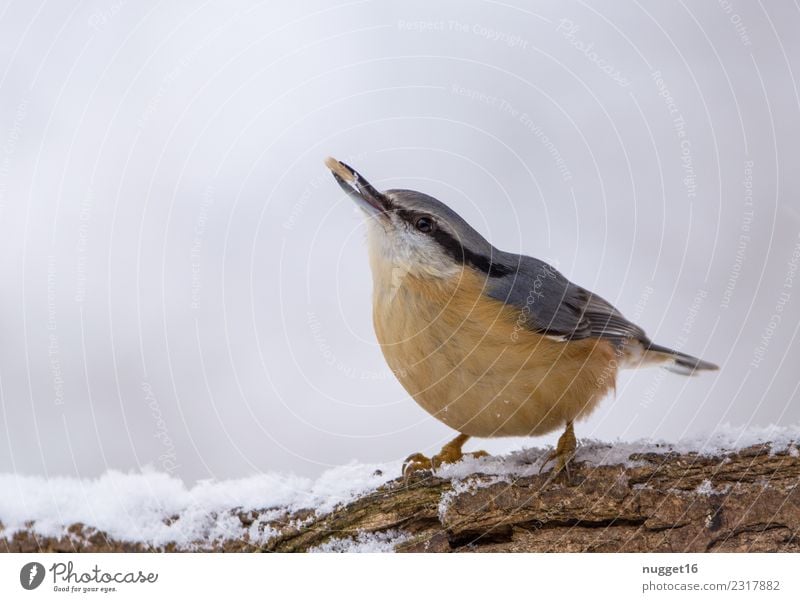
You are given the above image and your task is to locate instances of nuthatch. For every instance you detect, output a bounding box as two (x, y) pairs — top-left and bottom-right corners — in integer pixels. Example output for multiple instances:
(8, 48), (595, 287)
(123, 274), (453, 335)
(325, 157), (718, 478)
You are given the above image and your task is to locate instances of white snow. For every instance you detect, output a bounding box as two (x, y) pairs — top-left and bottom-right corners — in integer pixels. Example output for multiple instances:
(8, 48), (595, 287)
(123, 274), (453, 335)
(310, 530), (409, 553)
(1, 424), (797, 548)
(0, 461), (394, 549)
(657, 422), (800, 456)
(437, 422), (800, 480)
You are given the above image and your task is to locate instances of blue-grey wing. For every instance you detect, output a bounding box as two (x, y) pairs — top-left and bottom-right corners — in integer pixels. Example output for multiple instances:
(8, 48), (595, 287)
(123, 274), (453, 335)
(487, 255), (648, 344)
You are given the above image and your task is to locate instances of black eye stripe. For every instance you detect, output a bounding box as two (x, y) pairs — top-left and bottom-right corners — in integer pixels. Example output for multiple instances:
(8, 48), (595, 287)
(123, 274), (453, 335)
(431, 228), (512, 277)
(395, 208), (422, 224)
(393, 208), (510, 277)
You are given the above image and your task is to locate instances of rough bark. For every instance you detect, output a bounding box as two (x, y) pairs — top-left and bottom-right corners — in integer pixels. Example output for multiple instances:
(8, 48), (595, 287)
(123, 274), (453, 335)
(3, 444), (799, 553)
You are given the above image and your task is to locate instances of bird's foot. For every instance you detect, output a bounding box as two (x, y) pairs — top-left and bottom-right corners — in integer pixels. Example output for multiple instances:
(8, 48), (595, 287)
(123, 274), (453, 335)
(402, 453), (433, 478)
(539, 422), (577, 484)
(402, 434), (488, 479)
(402, 450), (490, 479)
(432, 448), (489, 470)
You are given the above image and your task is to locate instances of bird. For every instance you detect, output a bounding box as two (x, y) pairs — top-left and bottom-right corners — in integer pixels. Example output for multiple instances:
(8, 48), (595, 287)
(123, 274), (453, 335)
(324, 156), (718, 479)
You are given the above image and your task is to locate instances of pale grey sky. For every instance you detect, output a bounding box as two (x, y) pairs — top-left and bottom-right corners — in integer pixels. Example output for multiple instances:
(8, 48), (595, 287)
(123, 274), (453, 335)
(0, 0), (798, 482)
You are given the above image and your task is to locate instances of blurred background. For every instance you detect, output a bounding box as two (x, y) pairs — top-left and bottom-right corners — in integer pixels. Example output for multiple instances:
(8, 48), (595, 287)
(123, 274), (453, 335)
(0, 0), (798, 483)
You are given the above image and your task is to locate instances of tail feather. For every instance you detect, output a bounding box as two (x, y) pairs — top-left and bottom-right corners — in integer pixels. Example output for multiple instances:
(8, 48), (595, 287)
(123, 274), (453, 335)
(645, 343), (719, 375)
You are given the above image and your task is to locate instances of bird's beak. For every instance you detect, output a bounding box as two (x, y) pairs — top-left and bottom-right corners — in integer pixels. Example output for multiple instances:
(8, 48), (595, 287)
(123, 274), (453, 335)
(324, 157), (390, 217)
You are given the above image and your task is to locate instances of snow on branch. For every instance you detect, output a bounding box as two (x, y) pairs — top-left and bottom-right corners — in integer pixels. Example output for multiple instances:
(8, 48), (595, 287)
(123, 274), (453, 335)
(2, 424), (799, 553)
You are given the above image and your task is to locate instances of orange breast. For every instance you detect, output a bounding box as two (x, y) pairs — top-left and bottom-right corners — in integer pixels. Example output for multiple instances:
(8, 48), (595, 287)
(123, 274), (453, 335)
(372, 268), (618, 438)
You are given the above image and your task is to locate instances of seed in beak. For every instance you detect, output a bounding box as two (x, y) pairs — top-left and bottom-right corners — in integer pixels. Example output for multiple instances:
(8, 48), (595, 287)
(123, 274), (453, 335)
(325, 156), (355, 183)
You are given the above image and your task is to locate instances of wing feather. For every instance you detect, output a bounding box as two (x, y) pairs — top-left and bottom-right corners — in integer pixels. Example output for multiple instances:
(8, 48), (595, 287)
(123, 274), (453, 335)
(487, 256), (647, 345)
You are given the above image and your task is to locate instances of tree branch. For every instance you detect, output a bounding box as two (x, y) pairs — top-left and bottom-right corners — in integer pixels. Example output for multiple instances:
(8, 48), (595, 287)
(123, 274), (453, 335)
(3, 444), (799, 553)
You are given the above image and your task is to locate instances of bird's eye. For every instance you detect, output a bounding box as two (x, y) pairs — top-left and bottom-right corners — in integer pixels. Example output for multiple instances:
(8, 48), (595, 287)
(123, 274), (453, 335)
(415, 216), (435, 233)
